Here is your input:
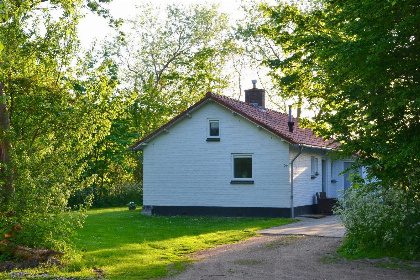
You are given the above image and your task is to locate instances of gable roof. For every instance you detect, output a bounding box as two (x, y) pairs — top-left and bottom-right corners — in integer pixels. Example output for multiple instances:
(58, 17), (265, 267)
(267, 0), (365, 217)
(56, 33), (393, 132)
(129, 92), (339, 151)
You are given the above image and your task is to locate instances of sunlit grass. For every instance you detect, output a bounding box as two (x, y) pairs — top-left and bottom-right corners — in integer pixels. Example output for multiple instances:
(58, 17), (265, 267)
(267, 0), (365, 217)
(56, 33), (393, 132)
(1, 207), (296, 280)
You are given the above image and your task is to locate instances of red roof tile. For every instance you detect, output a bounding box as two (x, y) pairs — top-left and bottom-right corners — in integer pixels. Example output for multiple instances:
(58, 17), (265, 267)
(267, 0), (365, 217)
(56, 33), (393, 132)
(129, 92), (339, 150)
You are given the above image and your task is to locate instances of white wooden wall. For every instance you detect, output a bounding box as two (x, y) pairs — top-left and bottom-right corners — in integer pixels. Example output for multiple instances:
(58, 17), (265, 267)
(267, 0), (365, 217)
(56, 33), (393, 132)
(142, 101), (291, 208)
(328, 158), (366, 199)
(289, 146), (327, 206)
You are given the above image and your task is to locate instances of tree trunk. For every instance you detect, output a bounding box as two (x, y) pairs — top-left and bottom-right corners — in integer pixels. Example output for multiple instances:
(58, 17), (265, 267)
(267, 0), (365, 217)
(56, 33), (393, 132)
(0, 79), (14, 205)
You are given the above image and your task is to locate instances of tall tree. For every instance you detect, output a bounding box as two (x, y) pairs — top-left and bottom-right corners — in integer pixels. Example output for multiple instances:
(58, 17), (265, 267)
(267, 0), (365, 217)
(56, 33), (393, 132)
(0, 0), (119, 253)
(68, 47), (139, 208)
(261, 0), (419, 192)
(116, 3), (234, 138)
(260, 0), (419, 257)
(234, 0), (325, 115)
(67, 3), (237, 207)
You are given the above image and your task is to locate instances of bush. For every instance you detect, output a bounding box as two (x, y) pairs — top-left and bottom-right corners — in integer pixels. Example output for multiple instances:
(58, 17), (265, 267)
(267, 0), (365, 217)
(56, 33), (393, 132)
(335, 184), (420, 260)
(68, 182), (142, 208)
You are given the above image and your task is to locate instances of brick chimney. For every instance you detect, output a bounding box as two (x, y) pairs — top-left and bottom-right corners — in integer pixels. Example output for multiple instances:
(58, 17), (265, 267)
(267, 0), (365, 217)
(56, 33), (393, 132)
(245, 80), (265, 109)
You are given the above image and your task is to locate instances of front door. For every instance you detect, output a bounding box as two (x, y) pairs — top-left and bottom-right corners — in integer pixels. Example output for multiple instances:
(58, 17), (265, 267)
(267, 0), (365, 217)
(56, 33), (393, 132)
(322, 159), (327, 193)
(343, 162), (352, 193)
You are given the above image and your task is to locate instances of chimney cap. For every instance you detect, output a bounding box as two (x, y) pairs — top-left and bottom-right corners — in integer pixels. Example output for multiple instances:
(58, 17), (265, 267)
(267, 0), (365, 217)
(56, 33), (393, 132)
(252, 80), (257, 88)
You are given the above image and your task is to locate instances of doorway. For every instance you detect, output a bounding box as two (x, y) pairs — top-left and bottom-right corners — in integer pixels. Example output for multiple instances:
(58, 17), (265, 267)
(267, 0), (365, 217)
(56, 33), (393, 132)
(322, 159), (327, 193)
(343, 162), (352, 193)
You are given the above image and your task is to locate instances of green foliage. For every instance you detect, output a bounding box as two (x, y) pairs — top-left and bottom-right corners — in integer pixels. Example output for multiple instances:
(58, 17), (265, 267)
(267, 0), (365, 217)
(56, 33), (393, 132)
(259, 0), (419, 259)
(0, 0), (119, 252)
(335, 184), (420, 260)
(260, 0), (420, 191)
(118, 2), (235, 137)
(233, 0), (290, 110)
(77, 2), (240, 205)
(68, 182), (142, 208)
(67, 45), (140, 209)
(69, 3), (239, 210)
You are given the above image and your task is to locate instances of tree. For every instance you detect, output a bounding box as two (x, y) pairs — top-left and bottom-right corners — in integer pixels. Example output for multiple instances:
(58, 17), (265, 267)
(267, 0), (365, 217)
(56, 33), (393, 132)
(230, 0), (286, 111)
(234, 0), (325, 116)
(67, 3), (238, 208)
(117, 3), (234, 136)
(260, 0), (419, 258)
(0, 0), (119, 255)
(95, 3), (237, 192)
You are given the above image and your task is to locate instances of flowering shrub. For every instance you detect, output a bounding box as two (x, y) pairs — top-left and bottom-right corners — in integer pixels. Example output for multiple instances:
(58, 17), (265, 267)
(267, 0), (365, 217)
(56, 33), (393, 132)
(335, 183), (420, 260)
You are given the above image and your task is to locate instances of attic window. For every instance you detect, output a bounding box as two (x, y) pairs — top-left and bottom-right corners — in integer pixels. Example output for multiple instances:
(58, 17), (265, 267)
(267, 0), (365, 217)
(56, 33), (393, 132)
(207, 119), (220, 141)
(231, 154), (254, 184)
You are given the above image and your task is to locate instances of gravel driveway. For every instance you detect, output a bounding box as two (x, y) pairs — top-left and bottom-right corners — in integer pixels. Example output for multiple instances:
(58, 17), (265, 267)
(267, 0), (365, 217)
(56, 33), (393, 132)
(162, 216), (420, 280)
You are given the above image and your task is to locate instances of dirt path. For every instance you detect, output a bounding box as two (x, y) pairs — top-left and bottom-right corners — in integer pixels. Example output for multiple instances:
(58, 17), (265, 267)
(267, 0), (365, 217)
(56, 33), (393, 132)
(163, 235), (420, 280)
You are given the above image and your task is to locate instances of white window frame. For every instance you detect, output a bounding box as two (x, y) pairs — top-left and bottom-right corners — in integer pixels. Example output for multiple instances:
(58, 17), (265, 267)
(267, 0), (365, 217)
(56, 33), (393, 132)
(207, 119), (220, 140)
(311, 156), (316, 178)
(231, 153), (253, 184)
(331, 162), (337, 183)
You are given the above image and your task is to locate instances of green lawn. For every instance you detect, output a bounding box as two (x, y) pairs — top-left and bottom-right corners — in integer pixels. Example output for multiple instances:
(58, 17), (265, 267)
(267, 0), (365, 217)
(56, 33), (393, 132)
(2, 207), (296, 280)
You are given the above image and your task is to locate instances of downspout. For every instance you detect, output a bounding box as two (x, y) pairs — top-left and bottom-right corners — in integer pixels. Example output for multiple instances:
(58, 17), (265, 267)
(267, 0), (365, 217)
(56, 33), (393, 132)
(290, 145), (304, 218)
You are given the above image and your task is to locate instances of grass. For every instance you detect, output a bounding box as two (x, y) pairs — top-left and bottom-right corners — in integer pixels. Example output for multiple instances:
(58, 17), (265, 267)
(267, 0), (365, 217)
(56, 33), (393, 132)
(1, 207), (296, 280)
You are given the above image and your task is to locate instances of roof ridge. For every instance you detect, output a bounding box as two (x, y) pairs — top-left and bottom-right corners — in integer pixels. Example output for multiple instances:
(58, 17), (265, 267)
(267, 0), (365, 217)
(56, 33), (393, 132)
(129, 91), (339, 151)
(208, 92), (299, 122)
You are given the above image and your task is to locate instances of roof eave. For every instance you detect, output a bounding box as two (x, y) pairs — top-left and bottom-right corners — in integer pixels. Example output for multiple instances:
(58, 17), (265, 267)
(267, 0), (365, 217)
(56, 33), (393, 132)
(128, 92), (339, 151)
(128, 93), (214, 151)
(293, 143), (338, 151)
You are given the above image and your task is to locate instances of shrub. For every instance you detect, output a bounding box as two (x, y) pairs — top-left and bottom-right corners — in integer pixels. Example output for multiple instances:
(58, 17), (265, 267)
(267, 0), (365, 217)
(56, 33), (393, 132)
(335, 183), (420, 260)
(68, 182), (143, 208)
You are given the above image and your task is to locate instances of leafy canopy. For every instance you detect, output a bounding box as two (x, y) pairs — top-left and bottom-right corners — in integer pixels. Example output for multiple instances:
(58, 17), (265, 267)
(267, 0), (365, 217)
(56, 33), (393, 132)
(261, 0), (419, 194)
(260, 0), (419, 258)
(116, 3), (234, 138)
(0, 0), (120, 251)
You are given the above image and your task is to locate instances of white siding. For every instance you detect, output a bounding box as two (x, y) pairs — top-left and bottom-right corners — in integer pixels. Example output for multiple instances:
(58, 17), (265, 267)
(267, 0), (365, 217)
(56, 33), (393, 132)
(289, 146), (327, 207)
(290, 151), (359, 201)
(328, 159), (366, 198)
(329, 160), (345, 198)
(143, 102), (291, 208)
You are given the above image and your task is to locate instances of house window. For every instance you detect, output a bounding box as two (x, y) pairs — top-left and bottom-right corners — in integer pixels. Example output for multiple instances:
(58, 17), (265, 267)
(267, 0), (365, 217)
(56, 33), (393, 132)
(207, 119), (220, 141)
(311, 156), (319, 179)
(231, 154), (254, 184)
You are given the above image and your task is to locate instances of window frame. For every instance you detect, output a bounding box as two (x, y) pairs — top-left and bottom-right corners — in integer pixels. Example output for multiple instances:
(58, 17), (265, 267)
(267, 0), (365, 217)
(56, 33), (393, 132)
(311, 156), (316, 179)
(231, 153), (254, 184)
(207, 119), (220, 141)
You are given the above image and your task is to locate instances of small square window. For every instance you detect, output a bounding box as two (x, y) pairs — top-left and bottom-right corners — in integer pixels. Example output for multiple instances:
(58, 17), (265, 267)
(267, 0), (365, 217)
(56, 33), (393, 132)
(231, 154), (254, 184)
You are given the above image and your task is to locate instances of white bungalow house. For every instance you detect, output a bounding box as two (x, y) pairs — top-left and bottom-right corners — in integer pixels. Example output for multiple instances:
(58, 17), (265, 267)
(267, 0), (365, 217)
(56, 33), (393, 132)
(129, 82), (360, 218)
